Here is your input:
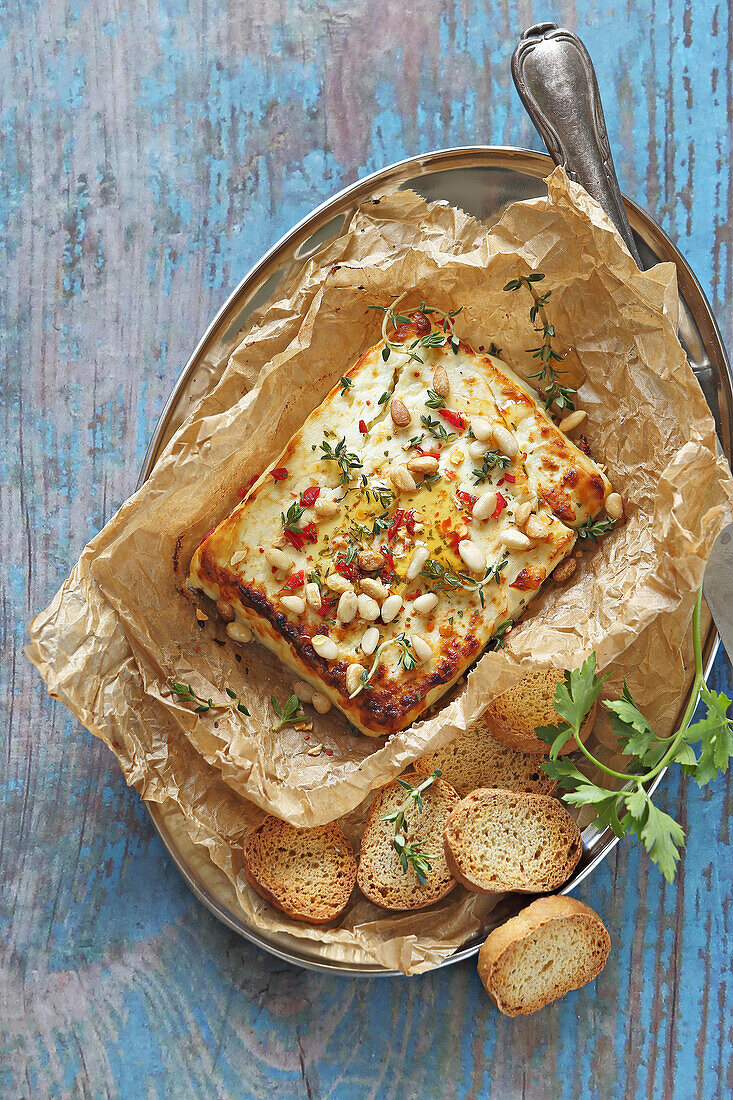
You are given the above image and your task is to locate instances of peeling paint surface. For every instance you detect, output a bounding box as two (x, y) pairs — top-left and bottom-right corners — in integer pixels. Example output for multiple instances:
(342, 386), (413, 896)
(2, 1), (732, 1097)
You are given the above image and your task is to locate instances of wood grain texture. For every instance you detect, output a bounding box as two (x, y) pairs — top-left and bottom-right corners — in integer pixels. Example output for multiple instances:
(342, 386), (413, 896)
(2, 1), (731, 1096)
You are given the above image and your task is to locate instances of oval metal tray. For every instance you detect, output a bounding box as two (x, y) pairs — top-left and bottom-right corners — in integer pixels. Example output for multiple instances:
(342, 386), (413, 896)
(138, 146), (732, 976)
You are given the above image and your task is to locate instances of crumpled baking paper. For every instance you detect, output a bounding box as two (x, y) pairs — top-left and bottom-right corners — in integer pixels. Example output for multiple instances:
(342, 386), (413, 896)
(27, 168), (733, 973)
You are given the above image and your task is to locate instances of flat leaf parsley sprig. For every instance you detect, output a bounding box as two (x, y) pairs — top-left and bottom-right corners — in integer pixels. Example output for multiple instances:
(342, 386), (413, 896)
(504, 273), (576, 412)
(381, 770), (443, 885)
(538, 590), (733, 882)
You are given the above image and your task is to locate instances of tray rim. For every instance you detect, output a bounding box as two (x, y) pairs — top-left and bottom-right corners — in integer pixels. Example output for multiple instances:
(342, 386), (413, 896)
(137, 143), (730, 977)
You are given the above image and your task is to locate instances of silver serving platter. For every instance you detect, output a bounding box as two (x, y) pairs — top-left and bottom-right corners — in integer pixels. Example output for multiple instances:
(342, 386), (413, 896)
(138, 146), (732, 976)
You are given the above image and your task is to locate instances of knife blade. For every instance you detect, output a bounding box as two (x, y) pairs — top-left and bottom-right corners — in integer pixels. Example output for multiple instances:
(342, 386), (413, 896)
(511, 21), (733, 667)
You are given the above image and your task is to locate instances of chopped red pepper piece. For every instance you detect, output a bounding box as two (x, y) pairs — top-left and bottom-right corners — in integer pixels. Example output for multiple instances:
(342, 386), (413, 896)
(493, 491), (507, 519)
(380, 546), (396, 580)
(317, 595), (339, 618)
(359, 419), (368, 434)
(504, 472), (516, 484)
(334, 555), (359, 580)
(456, 490), (477, 510)
(283, 570), (305, 590)
(404, 509), (418, 535)
(445, 528), (463, 553)
(301, 522), (318, 543)
(271, 467), (289, 481)
(438, 409), (467, 431)
(415, 445), (440, 459)
(300, 486), (321, 507)
(283, 529), (306, 551)
(387, 508), (405, 542)
(237, 473), (259, 499)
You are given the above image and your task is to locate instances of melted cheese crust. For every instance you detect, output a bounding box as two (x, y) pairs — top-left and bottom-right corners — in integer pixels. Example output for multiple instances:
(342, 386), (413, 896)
(188, 316), (612, 736)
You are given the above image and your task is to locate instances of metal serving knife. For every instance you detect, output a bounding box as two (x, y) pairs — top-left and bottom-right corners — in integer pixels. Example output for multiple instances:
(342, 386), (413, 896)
(511, 22), (733, 666)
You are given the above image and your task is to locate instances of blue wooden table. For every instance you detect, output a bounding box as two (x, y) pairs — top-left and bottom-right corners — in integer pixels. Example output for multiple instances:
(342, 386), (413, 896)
(3, 2), (731, 1096)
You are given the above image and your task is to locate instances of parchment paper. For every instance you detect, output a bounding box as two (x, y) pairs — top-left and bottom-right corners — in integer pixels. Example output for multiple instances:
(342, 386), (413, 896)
(27, 168), (733, 973)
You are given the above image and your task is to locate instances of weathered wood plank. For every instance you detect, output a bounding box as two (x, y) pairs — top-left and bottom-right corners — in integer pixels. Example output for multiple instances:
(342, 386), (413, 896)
(1, 1), (730, 1097)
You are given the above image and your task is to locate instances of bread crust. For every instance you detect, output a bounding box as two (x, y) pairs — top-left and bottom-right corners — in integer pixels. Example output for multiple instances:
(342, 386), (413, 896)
(443, 788), (582, 893)
(485, 669), (597, 755)
(477, 895), (611, 1016)
(242, 816), (357, 923)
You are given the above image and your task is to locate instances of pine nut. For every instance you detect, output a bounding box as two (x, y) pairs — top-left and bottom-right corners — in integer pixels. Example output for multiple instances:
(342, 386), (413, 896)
(314, 497), (341, 518)
(357, 593), (381, 621)
(412, 592), (439, 614)
(411, 635), (433, 664)
(553, 558), (577, 583)
(360, 577), (388, 601)
(312, 635), (338, 660)
(230, 549), (248, 567)
(432, 366), (450, 397)
(503, 529), (532, 550)
(406, 545), (430, 580)
(458, 539), (486, 573)
(293, 680), (315, 703)
(381, 594), (403, 623)
(525, 515), (546, 540)
(559, 409), (587, 432)
(514, 501), (533, 527)
(388, 465), (417, 493)
(472, 491), (497, 521)
(468, 440), (488, 460)
(492, 424), (518, 457)
(407, 455), (439, 475)
(281, 595), (305, 614)
(606, 492), (624, 520)
(226, 621), (253, 643)
(470, 416), (493, 441)
(346, 663), (364, 695)
(311, 692), (331, 714)
(361, 626), (380, 654)
(304, 582), (321, 609)
(390, 398), (411, 427)
(264, 546), (292, 572)
(216, 599), (235, 623)
(358, 550), (383, 572)
(326, 573), (353, 594)
(337, 590), (358, 624)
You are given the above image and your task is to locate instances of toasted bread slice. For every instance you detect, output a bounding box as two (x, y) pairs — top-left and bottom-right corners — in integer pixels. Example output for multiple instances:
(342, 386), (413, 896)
(478, 896), (611, 1016)
(485, 669), (597, 755)
(413, 721), (558, 797)
(357, 777), (460, 910)
(444, 788), (582, 893)
(242, 816), (357, 923)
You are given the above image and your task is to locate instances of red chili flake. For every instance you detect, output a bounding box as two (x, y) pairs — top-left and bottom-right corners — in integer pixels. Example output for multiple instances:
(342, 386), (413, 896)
(317, 595), (338, 617)
(439, 409), (467, 431)
(445, 529), (463, 552)
(415, 446), (440, 459)
(237, 473), (259, 499)
(456, 490), (477, 510)
(304, 734), (310, 740)
(404, 509), (418, 535)
(283, 570), (305, 590)
(504, 473), (516, 484)
(380, 546), (396, 580)
(271, 467), (289, 481)
(493, 491), (507, 519)
(300, 486), (321, 507)
(577, 434), (592, 456)
(387, 508), (405, 542)
(334, 555), (359, 580)
(359, 419), (368, 434)
(325, 748), (334, 756)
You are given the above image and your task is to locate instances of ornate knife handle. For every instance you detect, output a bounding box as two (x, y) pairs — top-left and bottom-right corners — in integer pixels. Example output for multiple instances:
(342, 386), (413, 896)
(512, 22), (643, 268)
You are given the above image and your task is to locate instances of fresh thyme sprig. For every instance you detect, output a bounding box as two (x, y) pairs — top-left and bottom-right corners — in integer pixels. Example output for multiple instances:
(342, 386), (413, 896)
(271, 693), (307, 731)
(349, 632), (416, 698)
(504, 274), (576, 412)
(577, 515), (617, 542)
(488, 619), (514, 650)
(344, 475), (394, 508)
(171, 681), (250, 716)
(425, 388), (447, 410)
(319, 436), (363, 484)
(420, 414), (456, 443)
(381, 770), (443, 884)
(420, 557), (508, 598)
(339, 376), (353, 395)
(471, 450), (511, 484)
(537, 590), (733, 882)
(281, 500), (305, 533)
(368, 294), (462, 364)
